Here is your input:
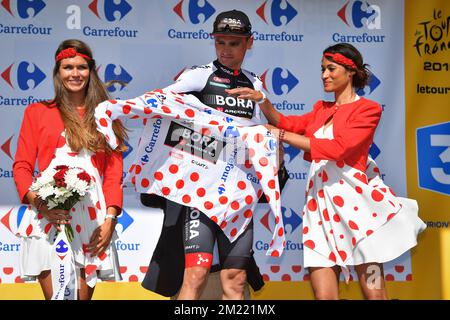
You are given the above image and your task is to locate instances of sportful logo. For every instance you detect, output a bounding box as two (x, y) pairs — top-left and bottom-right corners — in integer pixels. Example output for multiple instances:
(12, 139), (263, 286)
(256, 0), (297, 26)
(416, 122), (450, 195)
(260, 206), (302, 235)
(337, 0), (381, 29)
(88, 0), (131, 21)
(1, 0), (45, 18)
(356, 72), (381, 96)
(100, 64), (132, 93)
(173, 0), (215, 24)
(1, 62), (46, 90)
(260, 68), (299, 95)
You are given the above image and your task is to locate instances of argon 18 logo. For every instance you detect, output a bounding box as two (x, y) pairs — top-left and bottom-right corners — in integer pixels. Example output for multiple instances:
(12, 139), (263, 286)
(338, 0), (382, 29)
(173, 0), (215, 24)
(88, 0), (132, 21)
(1, 0), (46, 18)
(261, 67), (299, 95)
(1, 61), (46, 90)
(256, 0), (298, 26)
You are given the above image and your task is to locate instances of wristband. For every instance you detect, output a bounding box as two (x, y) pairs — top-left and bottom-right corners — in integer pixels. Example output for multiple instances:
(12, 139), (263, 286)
(105, 214), (118, 221)
(256, 91), (267, 104)
(279, 129), (285, 142)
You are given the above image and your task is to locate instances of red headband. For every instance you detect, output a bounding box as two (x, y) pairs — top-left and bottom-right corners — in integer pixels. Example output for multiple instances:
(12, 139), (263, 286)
(56, 47), (91, 62)
(324, 53), (357, 69)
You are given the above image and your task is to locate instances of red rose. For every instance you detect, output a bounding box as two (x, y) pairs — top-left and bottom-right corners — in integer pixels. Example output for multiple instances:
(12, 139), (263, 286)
(77, 171), (91, 184)
(55, 165), (69, 171)
(53, 168), (68, 188)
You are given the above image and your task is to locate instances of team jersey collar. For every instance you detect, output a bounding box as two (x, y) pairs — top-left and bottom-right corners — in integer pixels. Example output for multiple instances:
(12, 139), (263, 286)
(214, 60), (241, 76)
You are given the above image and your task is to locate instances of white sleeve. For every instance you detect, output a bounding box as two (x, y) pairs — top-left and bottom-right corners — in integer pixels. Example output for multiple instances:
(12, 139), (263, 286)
(163, 68), (205, 93)
(251, 77), (267, 125)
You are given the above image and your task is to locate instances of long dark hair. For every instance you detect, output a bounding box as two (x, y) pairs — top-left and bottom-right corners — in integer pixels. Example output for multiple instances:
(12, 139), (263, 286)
(323, 43), (371, 89)
(45, 39), (128, 153)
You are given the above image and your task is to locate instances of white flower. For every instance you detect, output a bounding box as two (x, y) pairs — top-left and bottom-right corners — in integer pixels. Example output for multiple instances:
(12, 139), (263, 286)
(37, 184), (56, 200)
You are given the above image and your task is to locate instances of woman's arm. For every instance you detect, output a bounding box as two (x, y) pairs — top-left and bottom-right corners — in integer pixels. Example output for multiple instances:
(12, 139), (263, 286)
(13, 106), (38, 203)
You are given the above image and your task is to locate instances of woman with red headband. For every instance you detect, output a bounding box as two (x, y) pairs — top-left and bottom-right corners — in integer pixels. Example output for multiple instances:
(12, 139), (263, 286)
(13, 39), (128, 299)
(227, 43), (425, 299)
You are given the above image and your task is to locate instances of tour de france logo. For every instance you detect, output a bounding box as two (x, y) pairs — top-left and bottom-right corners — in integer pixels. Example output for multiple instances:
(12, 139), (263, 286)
(414, 8), (450, 58)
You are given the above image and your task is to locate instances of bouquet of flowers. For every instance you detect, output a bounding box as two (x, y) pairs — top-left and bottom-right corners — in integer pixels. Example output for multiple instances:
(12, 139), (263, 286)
(29, 165), (94, 242)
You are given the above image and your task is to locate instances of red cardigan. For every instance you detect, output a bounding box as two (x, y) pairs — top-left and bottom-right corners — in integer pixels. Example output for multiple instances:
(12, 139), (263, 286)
(277, 97), (382, 172)
(13, 102), (123, 209)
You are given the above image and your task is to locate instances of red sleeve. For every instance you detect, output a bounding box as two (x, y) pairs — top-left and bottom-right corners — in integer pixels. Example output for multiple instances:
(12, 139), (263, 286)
(102, 150), (123, 210)
(310, 102), (382, 161)
(276, 106), (316, 134)
(13, 106), (38, 203)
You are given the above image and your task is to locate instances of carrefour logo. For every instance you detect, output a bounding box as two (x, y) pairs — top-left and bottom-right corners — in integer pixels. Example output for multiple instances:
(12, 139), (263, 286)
(256, 0), (297, 26)
(1, 0), (45, 18)
(260, 206), (302, 235)
(100, 64), (132, 93)
(1, 61), (46, 90)
(261, 68), (299, 95)
(417, 122), (450, 195)
(88, 0), (131, 21)
(173, 0), (215, 24)
(356, 72), (381, 96)
(337, 0), (381, 29)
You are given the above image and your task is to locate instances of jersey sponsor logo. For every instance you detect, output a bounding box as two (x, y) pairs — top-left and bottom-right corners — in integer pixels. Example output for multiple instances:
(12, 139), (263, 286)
(417, 121), (450, 195)
(256, 0), (298, 26)
(1, 0), (45, 18)
(208, 81), (230, 89)
(1, 61), (46, 90)
(187, 208), (201, 240)
(141, 118), (162, 163)
(213, 76), (230, 84)
(164, 121), (225, 164)
(173, 0), (215, 24)
(207, 94), (254, 109)
(261, 67), (299, 95)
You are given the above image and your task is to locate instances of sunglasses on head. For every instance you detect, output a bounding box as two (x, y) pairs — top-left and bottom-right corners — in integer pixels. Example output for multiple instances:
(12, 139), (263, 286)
(215, 19), (250, 34)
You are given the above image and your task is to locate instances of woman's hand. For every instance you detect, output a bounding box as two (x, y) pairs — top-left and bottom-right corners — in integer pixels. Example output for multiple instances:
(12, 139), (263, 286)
(87, 218), (116, 257)
(226, 88), (265, 102)
(32, 196), (71, 232)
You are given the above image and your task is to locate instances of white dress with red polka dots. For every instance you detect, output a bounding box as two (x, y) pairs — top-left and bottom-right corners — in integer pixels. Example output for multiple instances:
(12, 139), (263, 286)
(16, 131), (122, 287)
(302, 124), (426, 280)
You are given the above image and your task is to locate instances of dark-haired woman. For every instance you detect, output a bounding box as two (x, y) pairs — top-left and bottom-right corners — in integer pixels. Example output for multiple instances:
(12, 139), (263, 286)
(227, 43), (425, 299)
(13, 39), (128, 299)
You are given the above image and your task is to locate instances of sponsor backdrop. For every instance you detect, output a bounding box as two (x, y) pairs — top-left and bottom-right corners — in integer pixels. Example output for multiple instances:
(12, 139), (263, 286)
(0, 0), (447, 299)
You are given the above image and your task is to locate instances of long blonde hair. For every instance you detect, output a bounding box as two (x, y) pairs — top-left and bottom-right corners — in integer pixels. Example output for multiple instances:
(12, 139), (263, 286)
(46, 39), (128, 153)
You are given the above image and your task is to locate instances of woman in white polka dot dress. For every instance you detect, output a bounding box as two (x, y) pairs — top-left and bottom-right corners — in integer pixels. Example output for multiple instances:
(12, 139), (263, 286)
(227, 43), (426, 300)
(13, 39), (128, 299)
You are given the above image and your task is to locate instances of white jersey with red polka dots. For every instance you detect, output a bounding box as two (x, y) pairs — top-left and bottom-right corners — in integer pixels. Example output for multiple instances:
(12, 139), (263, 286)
(15, 131), (121, 287)
(302, 124), (426, 280)
(95, 89), (285, 257)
